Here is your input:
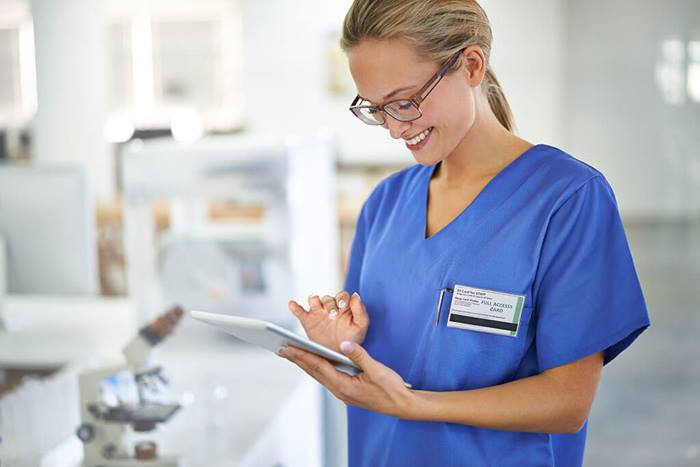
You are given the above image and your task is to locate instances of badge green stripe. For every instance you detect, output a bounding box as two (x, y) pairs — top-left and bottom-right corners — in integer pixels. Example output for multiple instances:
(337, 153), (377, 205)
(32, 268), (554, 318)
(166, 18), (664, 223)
(510, 295), (524, 336)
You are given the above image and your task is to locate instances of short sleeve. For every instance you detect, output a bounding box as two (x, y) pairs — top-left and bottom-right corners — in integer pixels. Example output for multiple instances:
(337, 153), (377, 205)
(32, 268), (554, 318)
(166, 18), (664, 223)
(532, 175), (650, 371)
(343, 188), (380, 294)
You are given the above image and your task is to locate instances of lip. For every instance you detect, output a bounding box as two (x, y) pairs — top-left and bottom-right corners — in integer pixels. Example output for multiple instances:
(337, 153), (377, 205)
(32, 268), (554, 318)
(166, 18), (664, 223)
(405, 127), (433, 151)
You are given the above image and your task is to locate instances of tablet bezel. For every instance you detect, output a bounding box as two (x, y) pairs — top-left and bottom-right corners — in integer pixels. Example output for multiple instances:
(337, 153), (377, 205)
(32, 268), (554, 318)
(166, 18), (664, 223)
(190, 310), (361, 376)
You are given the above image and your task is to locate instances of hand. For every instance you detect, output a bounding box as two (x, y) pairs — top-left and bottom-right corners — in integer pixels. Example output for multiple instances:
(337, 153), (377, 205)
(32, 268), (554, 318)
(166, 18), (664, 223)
(278, 340), (414, 418)
(288, 291), (369, 352)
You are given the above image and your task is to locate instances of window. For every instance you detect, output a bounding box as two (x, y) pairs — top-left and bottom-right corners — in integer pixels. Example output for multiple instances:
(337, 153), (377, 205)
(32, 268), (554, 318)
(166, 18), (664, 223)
(105, 1), (244, 141)
(0, 5), (36, 127)
(656, 37), (700, 106)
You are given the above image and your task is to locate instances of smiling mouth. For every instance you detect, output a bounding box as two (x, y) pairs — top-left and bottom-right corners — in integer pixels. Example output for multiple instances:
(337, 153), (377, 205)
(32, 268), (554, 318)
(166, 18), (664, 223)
(405, 127), (434, 149)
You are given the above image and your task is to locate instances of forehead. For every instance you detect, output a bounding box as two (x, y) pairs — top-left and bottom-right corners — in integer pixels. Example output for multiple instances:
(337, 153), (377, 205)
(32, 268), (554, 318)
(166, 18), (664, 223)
(346, 39), (438, 103)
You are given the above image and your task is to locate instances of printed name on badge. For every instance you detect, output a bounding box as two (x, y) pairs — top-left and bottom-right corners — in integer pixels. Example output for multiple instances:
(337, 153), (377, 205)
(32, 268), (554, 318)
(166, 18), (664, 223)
(446, 284), (525, 337)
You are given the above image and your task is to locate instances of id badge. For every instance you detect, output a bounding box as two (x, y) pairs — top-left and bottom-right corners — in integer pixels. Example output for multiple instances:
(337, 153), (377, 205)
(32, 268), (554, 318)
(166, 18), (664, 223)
(446, 284), (525, 337)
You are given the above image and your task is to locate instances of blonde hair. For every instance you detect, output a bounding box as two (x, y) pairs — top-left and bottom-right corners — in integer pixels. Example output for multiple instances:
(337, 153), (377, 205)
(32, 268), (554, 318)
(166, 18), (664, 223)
(340, 0), (515, 132)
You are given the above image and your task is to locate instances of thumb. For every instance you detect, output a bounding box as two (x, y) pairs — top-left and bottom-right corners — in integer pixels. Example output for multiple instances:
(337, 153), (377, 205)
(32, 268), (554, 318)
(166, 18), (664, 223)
(287, 300), (307, 322)
(340, 340), (374, 370)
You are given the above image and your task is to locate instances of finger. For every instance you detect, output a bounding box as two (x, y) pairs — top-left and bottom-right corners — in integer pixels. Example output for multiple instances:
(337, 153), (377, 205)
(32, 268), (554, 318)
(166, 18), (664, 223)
(339, 340), (375, 371)
(287, 300), (307, 320)
(282, 346), (352, 389)
(335, 291), (351, 312)
(321, 295), (339, 320)
(308, 294), (325, 314)
(349, 292), (369, 328)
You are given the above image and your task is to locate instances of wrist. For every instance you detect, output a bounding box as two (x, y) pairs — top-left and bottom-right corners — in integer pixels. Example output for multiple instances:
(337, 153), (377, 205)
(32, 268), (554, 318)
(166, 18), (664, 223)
(399, 389), (429, 420)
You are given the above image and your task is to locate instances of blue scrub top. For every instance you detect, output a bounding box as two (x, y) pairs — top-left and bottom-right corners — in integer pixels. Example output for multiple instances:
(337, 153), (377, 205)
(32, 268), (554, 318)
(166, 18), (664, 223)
(343, 144), (650, 467)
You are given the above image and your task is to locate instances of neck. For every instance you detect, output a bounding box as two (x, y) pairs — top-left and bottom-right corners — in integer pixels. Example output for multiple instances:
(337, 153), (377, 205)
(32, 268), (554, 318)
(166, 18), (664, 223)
(434, 97), (531, 187)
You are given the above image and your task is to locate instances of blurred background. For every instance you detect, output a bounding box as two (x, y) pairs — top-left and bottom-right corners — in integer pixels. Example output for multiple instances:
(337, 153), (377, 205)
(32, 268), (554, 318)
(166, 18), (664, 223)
(0, 0), (698, 466)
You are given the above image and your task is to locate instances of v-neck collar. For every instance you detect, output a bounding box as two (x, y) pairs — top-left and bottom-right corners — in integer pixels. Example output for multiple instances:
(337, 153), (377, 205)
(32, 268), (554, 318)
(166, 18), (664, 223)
(421, 144), (542, 242)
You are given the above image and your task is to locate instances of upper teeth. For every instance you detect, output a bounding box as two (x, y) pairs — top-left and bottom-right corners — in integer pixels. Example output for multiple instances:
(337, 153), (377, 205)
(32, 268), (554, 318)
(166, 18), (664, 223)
(407, 128), (432, 146)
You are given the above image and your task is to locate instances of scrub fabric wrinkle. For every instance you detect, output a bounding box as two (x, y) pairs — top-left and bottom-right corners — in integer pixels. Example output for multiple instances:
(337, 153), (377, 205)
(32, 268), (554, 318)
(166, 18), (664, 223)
(343, 144), (650, 467)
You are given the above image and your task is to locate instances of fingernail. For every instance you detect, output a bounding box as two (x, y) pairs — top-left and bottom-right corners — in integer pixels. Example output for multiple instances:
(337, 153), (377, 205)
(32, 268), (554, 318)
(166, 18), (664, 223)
(329, 310), (338, 319)
(338, 299), (347, 309)
(340, 341), (354, 352)
(352, 292), (361, 299)
(277, 345), (287, 356)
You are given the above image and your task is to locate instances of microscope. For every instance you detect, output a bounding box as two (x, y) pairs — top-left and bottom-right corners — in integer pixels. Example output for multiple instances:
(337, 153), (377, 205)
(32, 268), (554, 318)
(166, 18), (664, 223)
(76, 306), (185, 466)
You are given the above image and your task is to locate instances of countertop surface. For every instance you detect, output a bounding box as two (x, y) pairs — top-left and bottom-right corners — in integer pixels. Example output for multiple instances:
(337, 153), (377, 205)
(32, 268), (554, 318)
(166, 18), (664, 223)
(0, 295), (311, 466)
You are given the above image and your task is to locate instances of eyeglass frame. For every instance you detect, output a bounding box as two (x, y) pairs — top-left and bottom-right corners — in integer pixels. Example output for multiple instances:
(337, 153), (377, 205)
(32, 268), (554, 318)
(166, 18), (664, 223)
(349, 47), (466, 126)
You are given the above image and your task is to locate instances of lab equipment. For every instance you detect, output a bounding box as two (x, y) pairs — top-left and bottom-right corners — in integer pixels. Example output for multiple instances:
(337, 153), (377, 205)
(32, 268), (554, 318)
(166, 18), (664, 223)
(121, 132), (338, 325)
(0, 165), (99, 294)
(76, 306), (185, 467)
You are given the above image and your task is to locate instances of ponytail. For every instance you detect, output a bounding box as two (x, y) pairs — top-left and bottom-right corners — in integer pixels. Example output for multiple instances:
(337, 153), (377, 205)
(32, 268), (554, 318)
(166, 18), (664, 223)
(484, 66), (515, 132)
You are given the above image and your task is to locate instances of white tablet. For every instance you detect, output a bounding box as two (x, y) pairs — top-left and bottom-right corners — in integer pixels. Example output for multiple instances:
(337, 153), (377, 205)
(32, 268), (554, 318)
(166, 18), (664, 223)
(190, 310), (411, 388)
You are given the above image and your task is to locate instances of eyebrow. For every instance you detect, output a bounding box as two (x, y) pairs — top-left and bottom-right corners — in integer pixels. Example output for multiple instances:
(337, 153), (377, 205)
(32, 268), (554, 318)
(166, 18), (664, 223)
(383, 85), (417, 100)
(359, 84), (418, 105)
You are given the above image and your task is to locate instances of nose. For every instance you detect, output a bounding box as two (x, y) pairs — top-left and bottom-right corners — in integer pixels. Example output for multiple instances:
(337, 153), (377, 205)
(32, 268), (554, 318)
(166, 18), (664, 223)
(383, 116), (410, 140)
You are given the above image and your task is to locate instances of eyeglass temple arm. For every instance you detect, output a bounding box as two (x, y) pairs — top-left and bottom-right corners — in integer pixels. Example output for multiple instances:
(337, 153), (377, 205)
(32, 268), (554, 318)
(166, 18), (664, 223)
(413, 48), (465, 105)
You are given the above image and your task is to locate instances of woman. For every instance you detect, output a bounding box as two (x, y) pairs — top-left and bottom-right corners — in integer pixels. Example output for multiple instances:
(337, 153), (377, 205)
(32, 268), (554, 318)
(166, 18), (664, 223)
(278, 1), (650, 465)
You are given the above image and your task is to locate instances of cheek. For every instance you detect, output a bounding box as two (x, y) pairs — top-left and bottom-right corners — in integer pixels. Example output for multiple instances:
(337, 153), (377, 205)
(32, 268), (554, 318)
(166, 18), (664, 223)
(446, 87), (477, 127)
(424, 91), (476, 143)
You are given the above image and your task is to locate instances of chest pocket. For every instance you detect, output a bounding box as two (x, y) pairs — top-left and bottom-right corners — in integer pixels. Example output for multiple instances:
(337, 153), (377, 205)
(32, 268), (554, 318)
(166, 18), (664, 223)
(416, 287), (534, 392)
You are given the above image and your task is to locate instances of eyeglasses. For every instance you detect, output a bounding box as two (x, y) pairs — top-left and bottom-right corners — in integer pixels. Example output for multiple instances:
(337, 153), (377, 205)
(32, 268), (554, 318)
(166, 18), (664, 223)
(349, 48), (465, 126)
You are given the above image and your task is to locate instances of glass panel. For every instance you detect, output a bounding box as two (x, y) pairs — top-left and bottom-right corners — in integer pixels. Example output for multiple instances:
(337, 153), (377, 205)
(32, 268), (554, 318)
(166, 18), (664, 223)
(655, 38), (686, 105)
(0, 28), (21, 117)
(384, 99), (420, 121)
(355, 106), (384, 125)
(687, 40), (700, 103)
(152, 19), (223, 111)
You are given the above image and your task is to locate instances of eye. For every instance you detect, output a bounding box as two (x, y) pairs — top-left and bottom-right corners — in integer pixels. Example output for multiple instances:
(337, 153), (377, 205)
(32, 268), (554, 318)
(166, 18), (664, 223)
(398, 101), (413, 110)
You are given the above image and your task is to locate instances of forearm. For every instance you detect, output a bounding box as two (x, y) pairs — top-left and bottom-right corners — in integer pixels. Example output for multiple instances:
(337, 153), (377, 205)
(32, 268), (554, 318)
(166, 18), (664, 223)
(402, 359), (601, 434)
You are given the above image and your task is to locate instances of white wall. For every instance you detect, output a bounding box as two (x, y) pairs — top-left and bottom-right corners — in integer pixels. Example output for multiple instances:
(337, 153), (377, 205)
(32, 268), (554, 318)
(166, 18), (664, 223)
(482, 0), (566, 148)
(562, 0), (700, 220)
(238, 0), (405, 164)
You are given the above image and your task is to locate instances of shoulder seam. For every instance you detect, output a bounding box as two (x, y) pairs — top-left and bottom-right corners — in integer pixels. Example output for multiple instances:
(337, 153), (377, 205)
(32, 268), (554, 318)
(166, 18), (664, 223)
(549, 174), (604, 218)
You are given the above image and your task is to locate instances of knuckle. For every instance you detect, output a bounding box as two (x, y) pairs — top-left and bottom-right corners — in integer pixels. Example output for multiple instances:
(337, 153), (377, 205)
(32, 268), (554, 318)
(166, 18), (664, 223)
(330, 388), (346, 403)
(337, 385), (351, 401)
(336, 291), (350, 308)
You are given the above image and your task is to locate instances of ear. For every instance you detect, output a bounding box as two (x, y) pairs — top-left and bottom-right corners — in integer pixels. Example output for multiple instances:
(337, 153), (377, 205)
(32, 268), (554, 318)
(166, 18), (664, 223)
(459, 45), (487, 87)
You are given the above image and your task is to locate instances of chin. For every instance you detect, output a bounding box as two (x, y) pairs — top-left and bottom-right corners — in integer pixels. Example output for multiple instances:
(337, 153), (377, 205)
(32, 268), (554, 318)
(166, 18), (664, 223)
(409, 145), (444, 167)
(411, 154), (438, 167)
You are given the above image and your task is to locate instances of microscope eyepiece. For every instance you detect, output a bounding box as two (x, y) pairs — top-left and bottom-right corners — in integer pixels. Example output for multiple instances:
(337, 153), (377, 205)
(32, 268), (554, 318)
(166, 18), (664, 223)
(139, 306), (184, 345)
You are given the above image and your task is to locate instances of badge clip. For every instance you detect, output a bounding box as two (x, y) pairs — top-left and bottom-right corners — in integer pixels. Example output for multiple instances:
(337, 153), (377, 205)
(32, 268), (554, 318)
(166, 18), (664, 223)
(435, 288), (452, 326)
